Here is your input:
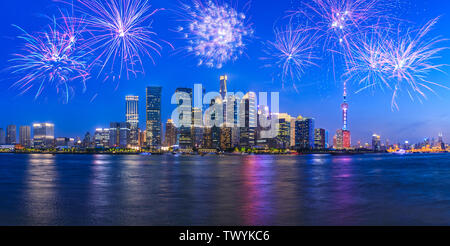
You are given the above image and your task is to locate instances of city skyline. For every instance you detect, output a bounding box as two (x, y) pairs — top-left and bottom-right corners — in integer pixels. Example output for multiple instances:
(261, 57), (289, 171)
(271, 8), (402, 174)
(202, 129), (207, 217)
(0, 0), (450, 144)
(0, 75), (448, 150)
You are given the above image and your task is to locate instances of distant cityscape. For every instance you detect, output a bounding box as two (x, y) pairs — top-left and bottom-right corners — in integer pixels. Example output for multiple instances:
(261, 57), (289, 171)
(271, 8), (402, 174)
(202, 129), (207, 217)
(0, 75), (448, 154)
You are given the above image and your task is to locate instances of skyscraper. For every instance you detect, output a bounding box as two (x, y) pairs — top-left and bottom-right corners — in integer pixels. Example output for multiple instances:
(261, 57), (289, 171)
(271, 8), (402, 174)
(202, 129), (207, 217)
(276, 113), (293, 149)
(192, 85), (205, 148)
(164, 119), (177, 147)
(314, 128), (326, 149)
(175, 87), (193, 149)
(0, 128), (5, 145)
(239, 92), (257, 148)
(372, 134), (381, 151)
(33, 123), (54, 148)
(146, 87), (162, 149)
(295, 116), (315, 150)
(94, 128), (110, 148)
(334, 129), (351, 150)
(109, 122), (130, 148)
(6, 125), (16, 145)
(220, 126), (232, 150)
(126, 95), (139, 147)
(19, 126), (31, 147)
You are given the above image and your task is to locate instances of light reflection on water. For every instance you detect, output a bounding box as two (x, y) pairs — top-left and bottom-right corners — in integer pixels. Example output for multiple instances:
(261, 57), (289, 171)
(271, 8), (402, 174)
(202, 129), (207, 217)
(25, 154), (57, 225)
(1, 153), (450, 225)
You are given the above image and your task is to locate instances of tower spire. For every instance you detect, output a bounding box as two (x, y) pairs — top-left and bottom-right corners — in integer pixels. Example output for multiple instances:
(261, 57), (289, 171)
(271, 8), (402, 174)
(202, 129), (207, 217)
(341, 81), (348, 131)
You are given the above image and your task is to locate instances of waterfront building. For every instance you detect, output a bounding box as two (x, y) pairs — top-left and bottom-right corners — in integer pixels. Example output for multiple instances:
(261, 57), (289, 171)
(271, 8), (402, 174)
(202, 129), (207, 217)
(175, 87), (193, 149)
(83, 132), (93, 148)
(239, 92), (257, 148)
(164, 119), (177, 147)
(126, 95), (139, 147)
(146, 87), (162, 149)
(334, 129), (351, 150)
(438, 133), (445, 150)
(110, 122), (130, 148)
(139, 130), (146, 147)
(290, 117), (296, 148)
(275, 113), (293, 149)
(314, 128), (326, 149)
(56, 137), (75, 148)
(33, 123), (55, 149)
(372, 134), (381, 151)
(94, 128), (110, 148)
(203, 127), (213, 149)
(0, 128), (5, 145)
(19, 126), (31, 148)
(220, 126), (232, 150)
(6, 125), (16, 145)
(295, 116), (315, 150)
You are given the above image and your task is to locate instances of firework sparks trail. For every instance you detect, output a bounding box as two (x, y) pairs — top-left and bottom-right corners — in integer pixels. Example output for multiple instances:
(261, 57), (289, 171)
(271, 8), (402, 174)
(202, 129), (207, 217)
(292, 0), (386, 59)
(176, 0), (254, 69)
(345, 17), (448, 110)
(59, 0), (169, 80)
(262, 24), (318, 89)
(9, 13), (90, 103)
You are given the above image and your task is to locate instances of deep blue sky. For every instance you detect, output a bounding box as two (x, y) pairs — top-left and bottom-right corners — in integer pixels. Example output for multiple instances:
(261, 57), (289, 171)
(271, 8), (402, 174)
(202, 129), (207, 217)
(0, 0), (449, 144)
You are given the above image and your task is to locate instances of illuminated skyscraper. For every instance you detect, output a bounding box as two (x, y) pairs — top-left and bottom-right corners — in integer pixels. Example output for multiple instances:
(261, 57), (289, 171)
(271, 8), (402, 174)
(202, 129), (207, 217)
(295, 116), (315, 150)
(164, 119), (177, 147)
(146, 87), (162, 149)
(372, 134), (381, 151)
(314, 128), (326, 149)
(220, 126), (232, 150)
(33, 123), (54, 148)
(109, 122), (130, 148)
(94, 128), (110, 148)
(126, 96), (139, 147)
(6, 125), (16, 145)
(192, 85), (205, 148)
(239, 92), (257, 148)
(276, 113), (293, 149)
(175, 88), (193, 149)
(19, 126), (31, 147)
(0, 128), (5, 145)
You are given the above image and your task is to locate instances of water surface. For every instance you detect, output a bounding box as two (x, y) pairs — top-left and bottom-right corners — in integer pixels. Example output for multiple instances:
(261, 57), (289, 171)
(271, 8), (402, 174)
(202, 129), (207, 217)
(1, 153), (449, 225)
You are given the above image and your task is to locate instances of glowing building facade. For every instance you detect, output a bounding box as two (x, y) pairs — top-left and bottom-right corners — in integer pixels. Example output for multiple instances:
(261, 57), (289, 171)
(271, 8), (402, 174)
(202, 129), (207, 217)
(33, 123), (55, 149)
(126, 96), (139, 147)
(19, 126), (31, 148)
(6, 125), (16, 145)
(146, 87), (162, 149)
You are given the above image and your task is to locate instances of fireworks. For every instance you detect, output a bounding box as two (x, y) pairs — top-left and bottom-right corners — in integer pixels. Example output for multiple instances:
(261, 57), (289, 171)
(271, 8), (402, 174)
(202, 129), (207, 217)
(9, 14), (89, 103)
(62, 0), (167, 79)
(346, 18), (448, 110)
(176, 0), (254, 69)
(262, 24), (318, 88)
(293, 0), (385, 55)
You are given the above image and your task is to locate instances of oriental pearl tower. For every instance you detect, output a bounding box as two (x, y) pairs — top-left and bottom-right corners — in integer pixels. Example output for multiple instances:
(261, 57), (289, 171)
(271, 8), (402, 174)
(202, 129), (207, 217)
(342, 81), (349, 131)
(341, 81), (351, 149)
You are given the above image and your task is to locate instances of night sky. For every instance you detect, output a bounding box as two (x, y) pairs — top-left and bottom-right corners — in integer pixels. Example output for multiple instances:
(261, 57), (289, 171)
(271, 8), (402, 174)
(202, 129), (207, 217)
(0, 0), (449, 144)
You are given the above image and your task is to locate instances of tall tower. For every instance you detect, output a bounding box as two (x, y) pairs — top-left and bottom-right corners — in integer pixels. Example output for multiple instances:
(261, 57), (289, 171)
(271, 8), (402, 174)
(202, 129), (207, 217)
(341, 81), (349, 131)
(334, 81), (351, 149)
(146, 87), (162, 149)
(126, 96), (139, 147)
